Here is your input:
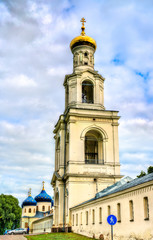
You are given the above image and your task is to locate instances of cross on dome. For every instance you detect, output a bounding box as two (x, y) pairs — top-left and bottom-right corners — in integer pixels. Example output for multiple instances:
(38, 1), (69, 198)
(28, 188), (31, 196)
(80, 17), (86, 36)
(42, 181), (45, 190)
(80, 17), (86, 25)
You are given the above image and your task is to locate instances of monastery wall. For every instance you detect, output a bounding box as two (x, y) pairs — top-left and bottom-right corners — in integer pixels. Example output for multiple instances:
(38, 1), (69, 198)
(70, 180), (153, 240)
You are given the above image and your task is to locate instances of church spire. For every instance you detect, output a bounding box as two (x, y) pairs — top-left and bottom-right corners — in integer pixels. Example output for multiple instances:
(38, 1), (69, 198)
(28, 188), (31, 197)
(70, 18), (96, 52)
(42, 181), (45, 190)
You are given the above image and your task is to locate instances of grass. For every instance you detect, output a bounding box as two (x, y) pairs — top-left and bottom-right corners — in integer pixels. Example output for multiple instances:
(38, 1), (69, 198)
(25, 232), (93, 240)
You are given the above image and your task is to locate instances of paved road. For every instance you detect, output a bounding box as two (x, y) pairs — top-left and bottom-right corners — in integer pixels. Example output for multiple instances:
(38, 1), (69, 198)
(0, 236), (27, 240)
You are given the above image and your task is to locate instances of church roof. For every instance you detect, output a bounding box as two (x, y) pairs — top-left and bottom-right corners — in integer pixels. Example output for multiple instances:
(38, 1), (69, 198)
(34, 181), (52, 203)
(70, 173), (153, 209)
(97, 172), (153, 198)
(22, 189), (37, 208)
(22, 210), (50, 219)
(70, 18), (97, 51)
(95, 176), (133, 199)
(35, 189), (52, 203)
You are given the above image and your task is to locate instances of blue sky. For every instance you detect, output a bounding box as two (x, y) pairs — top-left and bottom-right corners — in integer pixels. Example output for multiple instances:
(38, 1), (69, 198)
(0, 0), (153, 205)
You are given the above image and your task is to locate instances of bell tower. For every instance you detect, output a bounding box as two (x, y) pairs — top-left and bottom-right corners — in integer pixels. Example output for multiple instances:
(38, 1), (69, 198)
(64, 18), (104, 111)
(51, 18), (122, 231)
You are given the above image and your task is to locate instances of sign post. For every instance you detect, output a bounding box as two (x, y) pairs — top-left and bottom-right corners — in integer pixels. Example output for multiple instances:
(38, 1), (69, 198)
(107, 215), (117, 240)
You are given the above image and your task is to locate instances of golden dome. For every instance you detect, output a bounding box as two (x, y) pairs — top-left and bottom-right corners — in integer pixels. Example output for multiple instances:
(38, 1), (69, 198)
(70, 18), (97, 51)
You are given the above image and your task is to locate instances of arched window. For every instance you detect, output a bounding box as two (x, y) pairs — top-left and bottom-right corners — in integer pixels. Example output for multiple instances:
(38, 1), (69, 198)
(33, 208), (35, 213)
(48, 206), (50, 211)
(29, 208), (31, 213)
(84, 52), (88, 57)
(24, 208), (26, 213)
(42, 206), (45, 211)
(85, 130), (104, 164)
(82, 80), (93, 103)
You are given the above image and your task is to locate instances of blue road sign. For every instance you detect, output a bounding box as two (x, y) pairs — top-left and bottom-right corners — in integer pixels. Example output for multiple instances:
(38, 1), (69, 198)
(107, 215), (117, 225)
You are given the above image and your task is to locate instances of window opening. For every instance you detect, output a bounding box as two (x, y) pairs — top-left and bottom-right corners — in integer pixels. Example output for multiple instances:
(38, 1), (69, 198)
(86, 211), (88, 225)
(82, 81), (93, 103)
(129, 200), (134, 221)
(80, 212), (82, 225)
(29, 208), (31, 213)
(107, 205), (111, 216)
(99, 207), (102, 223)
(85, 130), (104, 164)
(117, 203), (121, 222)
(92, 209), (95, 224)
(76, 213), (78, 226)
(72, 214), (74, 226)
(144, 197), (149, 220)
(42, 206), (45, 211)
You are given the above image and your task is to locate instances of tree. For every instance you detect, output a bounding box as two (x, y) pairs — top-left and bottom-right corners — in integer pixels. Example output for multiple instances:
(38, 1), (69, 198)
(137, 166), (153, 178)
(137, 170), (146, 178)
(0, 194), (22, 234)
(147, 166), (153, 174)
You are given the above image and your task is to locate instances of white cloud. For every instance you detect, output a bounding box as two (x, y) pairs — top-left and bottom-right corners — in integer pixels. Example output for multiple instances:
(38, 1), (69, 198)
(0, 0), (153, 205)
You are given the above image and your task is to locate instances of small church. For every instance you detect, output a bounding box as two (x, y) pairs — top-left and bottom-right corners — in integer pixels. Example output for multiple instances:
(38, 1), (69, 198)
(51, 18), (153, 240)
(21, 182), (54, 233)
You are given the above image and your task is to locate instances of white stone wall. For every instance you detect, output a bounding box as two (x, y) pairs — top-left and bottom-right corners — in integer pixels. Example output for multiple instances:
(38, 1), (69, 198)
(71, 181), (153, 240)
(32, 215), (53, 233)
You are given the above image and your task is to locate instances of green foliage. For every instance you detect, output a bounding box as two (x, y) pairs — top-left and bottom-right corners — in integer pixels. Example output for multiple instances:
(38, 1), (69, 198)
(0, 194), (22, 234)
(26, 233), (93, 240)
(137, 170), (146, 178)
(147, 166), (153, 174)
(137, 166), (153, 178)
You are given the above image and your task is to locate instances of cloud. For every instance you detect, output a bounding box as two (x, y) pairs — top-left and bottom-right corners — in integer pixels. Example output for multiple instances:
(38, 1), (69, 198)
(0, 0), (153, 205)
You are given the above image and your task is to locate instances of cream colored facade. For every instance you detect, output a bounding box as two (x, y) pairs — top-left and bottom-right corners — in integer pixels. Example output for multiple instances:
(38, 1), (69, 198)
(21, 185), (53, 233)
(36, 202), (51, 212)
(32, 214), (53, 234)
(70, 177), (153, 240)
(51, 20), (153, 240)
(51, 21), (122, 230)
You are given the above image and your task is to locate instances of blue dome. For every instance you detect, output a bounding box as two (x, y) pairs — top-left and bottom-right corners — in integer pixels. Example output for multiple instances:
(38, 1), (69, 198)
(35, 189), (52, 203)
(22, 196), (37, 208)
